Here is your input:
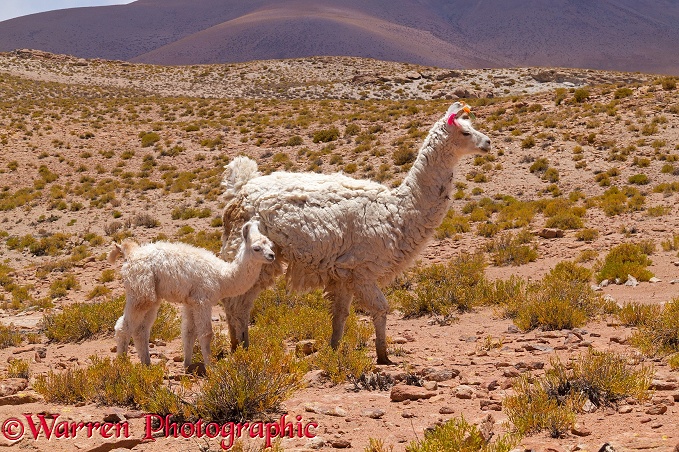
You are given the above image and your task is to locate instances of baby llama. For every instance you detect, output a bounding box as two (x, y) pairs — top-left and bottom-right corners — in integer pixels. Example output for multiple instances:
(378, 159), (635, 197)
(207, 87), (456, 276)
(219, 102), (491, 364)
(109, 220), (274, 366)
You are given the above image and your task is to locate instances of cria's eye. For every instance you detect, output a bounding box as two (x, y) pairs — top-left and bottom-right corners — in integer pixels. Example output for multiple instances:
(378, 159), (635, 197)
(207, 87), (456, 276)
(253, 246), (262, 252)
(462, 131), (471, 136)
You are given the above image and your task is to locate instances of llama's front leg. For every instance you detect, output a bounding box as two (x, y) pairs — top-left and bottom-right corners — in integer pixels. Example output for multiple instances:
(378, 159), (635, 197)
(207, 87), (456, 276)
(353, 282), (392, 365)
(327, 282), (352, 349)
(194, 302), (214, 365)
(222, 289), (258, 351)
(133, 303), (160, 365)
(181, 306), (198, 368)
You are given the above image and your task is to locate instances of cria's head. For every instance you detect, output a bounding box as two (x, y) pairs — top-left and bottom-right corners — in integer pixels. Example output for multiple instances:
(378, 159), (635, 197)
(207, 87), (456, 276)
(445, 102), (491, 155)
(242, 220), (275, 264)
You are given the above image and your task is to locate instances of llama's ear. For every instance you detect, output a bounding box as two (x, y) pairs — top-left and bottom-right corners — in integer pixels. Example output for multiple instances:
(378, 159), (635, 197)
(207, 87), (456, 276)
(241, 222), (251, 241)
(114, 242), (121, 252)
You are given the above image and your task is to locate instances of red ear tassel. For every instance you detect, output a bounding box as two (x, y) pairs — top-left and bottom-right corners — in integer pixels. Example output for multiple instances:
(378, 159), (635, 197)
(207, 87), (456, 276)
(447, 112), (458, 127)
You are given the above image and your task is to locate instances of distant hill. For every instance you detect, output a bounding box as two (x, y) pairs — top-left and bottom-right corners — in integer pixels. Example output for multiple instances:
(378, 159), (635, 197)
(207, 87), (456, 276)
(1, 0), (678, 74)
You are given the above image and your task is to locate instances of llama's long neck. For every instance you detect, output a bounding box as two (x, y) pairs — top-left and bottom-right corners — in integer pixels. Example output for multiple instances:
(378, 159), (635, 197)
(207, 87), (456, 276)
(217, 247), (262, 298)
(391, 119), (461, 257)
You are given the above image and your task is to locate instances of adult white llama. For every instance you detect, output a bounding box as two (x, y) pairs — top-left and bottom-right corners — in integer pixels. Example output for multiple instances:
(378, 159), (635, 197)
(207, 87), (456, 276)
(220, 102), (491, 364)
(109, 220), (274, 366)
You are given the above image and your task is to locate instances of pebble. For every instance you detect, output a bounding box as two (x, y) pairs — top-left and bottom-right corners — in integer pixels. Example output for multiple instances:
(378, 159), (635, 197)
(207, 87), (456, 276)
(571, 423), (592, 437)
(610, 336), (627, 344)
(0, 378), (28, 397)
(392, 336), (408, 344)
(618, 405), (633, 414)
(423, 368), (460, 382)
(362, 409), (384, 419)
(423, 381), (438, 391)
(649, 277), (661, 283)
(624, 275), (639, 287)
(507, 325), (519, 333)
(308, 436), (326, 449)
(439, 406), (455, 414)
(305, 403), (347, 417)
(330, 439), (351, 448)
(479, 399), (502, 411)
(454, 385), (474, 399)
(401, 411), (415, 418)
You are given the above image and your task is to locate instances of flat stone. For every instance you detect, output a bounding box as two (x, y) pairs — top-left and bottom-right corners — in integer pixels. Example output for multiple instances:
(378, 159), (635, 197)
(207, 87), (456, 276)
(0, 378), (28, 397)
(651, 380), (678, 391)
(624, 275), (639, 287)
(439, 406), (455, 414)
(423, 380), (438, 391)
(424, 368), (460, 382)
(308, 436), (326, 449)
(0, 392), (41, 406)
(304, 403), (347, 417)
(618, 405), (633, 414)
(390, 384), (436, 402)
(392, 336), (409, 344)
(401, 411), (415, 418)
(645, 405), (667, 415)
(479, 399), (502, 411)
(610, 336), (627, 344)
(330, 439), (351, 448)
(539, 228), (564, 239)
(507, 325), (519, 333)
(649, 277), (661, 283)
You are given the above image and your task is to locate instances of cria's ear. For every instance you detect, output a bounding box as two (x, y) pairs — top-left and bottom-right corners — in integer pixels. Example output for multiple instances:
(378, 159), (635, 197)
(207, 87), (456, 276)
(241, 222), (251, 241)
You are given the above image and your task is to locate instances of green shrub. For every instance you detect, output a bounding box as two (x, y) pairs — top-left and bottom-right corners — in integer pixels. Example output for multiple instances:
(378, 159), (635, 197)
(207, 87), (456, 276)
(0, 324), (22, 349)
(596, 243), (653, 283)
(614, 87), (633, 99)
(285, 135), (303, 146)
(312, 127), (340, 143)
(630, 297), (679, 357)
(435, 210), (470, 239)
(193, 346), (303, 422)
(43, 296), (179, 343)
(49, 273), (80, 299)
(485, 230), (538, 266)
(575, 228), (598, 242)
(140, 132), (161, 147)
(616, 302), (661, 327)
(34, 355), (182, 414)
(628, 174), (649, 185)
(545, 211), (583, 230)
(7, 358), (30, 379)
(504, 262), (604, 331)
(392, 253), (487, 317)
(573, 88), (590, 103)
(406, 416), (519, 452)
(314, 342), (374, 385)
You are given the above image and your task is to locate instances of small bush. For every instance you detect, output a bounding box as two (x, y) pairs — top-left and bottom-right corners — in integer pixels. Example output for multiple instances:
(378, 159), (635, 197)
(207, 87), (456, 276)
(435, 210), (470, 239)
(504, 262), (604, 331)
(314, 342), (374, 385)
(140, 132), (161, 147)
(661, 234), (679, 252)
(575, 228), (598, 242)
(573, 88), (590, 103)
(312, 127), (340, 143)
(284, 135), (303, 146)
(614, 87), (633, 99)
(630, 297), (679, 357)
(49, 273), (80, 299)
(7, 358), (30, 379)
(628, 174), (649, 185)
(193, 346), (303, 422)
(596, 243), (653, 283)
(99, 269), (116, 283)
(34, 355), (182, 413)
(485, 230), (538, 266)
(0, 324), (22, 349)
(406, 416), (519, 452)
(616, 302), (661, 327)
(43, 296), (179, 343)
(545, 211), (583, 230)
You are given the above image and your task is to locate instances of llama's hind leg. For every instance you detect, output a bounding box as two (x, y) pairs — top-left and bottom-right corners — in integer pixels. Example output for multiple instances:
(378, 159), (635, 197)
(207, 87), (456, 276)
(327, 281), (352, 350)
(352, 282), (392, 365)
(224, 293), (256, 351)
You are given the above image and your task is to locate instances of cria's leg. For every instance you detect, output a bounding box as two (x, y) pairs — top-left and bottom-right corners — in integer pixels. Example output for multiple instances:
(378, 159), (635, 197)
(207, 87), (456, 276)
(132, 302), (160, 366)
(114, 315), (130, 357)
(194, 301), (214, 365)
(352, 282), (392, 365)
(182, 305), (197, 368)
(327, 281), (352, 349)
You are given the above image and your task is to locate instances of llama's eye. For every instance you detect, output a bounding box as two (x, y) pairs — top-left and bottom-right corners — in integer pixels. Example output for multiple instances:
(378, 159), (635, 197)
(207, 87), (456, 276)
(462, 131), (471, 136)
(252, 246), (262, 252)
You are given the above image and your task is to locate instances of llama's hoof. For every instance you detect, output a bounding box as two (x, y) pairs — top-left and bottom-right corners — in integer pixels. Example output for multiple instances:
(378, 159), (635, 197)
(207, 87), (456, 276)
(186, 362), (207, 377)
(376, 356), (395, 366)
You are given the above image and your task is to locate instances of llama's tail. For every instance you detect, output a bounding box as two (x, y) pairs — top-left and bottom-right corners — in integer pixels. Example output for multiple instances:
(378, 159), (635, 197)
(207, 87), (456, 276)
(221, 156), (260, 201)
(108, 240), (140, 263)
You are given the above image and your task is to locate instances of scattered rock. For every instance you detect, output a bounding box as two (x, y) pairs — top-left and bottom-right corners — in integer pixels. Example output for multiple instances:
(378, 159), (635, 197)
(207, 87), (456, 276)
(610, 336), (627, 344)
(103, 411), (126, 423)
(507, 325), (519, 334)
(671, 279), (679, 284)
(538, 228), (564, 239)
(304, 403), (347, 417)
(599, 279), (610, 288)
(624, 275), (639, 287)
(477, 413), (495, 442)
(186, 362), (206, 377)
(390, 384), (436, 402)
(454, 385), (474, 399)
(392, 336), (409, 344)
(651, 380), (678, 391)
(479, 399), (502, 411)
(308, 436), (326, 449)
(401, 411), (415, 418)
(502, 368), (520, 378)
(362, 409), (384, 419)
(439, 406), (455, 414)
(35, 347), (47, 359)
(649, 277), (661, 283)
(423, 380), (438, 391)
(582, 399), (597, 413)
(618, 405), (633, 414)
(173, 355), (183, 362)
(645, 405), (667, 415)
(304, 369), (328, 388)
(330, 439), (351, 448)
(571, 423), (592, 436)
(0, 378), (29, 398)
(424, 368), (460, 382)
(0, 392), (41, 406)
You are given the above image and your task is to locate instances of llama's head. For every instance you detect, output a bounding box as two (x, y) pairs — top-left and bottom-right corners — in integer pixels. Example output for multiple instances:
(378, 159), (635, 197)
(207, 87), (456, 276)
(242, 220), (275, 264)
(445, 102), (491, 156)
